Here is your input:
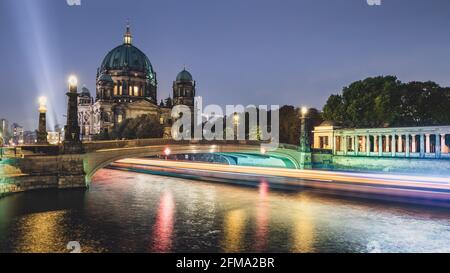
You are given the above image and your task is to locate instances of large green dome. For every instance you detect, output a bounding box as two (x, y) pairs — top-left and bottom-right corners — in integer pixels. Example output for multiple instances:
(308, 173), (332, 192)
(100, 44), (156, 81)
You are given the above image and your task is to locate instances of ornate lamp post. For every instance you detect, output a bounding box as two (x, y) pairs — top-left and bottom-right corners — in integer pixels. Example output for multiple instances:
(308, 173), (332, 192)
(37, 96), (49, 145)
(0, 132), (3, 161)
(299, 106), (312, 169)
(63, 75), (83, 154)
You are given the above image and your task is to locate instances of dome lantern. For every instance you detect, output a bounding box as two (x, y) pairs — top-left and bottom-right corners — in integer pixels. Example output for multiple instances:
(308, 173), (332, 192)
(123, 21), (133, 45)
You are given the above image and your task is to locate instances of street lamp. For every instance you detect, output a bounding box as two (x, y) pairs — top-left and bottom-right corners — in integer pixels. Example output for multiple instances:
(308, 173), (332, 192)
(68, 75), (78, 87)
(301, 106), (308, 118)
(68, 75), (78, 93)
(38, 96), (47, 113)
(0, 132), (3, 161)
(299, 105), (312, 169)
(63, 74), (82, 154)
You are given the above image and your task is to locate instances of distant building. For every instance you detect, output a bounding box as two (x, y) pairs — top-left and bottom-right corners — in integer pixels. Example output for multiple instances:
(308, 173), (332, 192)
(77, 24), (195, 140)
(10, 123), (24, 145)
(0, 118), (9, 144)
(23, 131), (37, 145)
(47, 131), (62, 145)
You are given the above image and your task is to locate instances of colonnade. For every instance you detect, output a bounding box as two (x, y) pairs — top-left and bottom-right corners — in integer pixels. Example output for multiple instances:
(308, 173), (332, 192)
(333, 127), (450, 159)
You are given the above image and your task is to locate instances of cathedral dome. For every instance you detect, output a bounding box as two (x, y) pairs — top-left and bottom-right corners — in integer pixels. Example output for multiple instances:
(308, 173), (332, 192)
(95, 23), (158, 103)
(100, 45), (155, 80)
(98, 24), (156, 84)
(176, 69), (193, 82)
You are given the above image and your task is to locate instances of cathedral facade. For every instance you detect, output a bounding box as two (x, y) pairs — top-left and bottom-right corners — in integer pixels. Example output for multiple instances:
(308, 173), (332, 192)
(78, 25), (196, 140)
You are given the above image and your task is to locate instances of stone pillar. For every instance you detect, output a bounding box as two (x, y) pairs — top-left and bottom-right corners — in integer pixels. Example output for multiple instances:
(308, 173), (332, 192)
(405, 134), (410, 157)
(332, 135), (337, 155)
(436, 134), (441, 158)
(385, 135), (390, 153)
(411, 134), (417, 153)
(420, 134), (425, 158)
(353, 136), (358, 155)
(366, 135), (371, 156)
(343, 136), (348, 155)
(425, 134), (431, 154)
(37, 108), (48, 145)
(374, 136), (378, 153)
(441, 134), (447, 154)
(397, 134), (403, 153)
(63, 77), (83, 154)
(391, 134), (396, 157)
(378, 135), (383, 156)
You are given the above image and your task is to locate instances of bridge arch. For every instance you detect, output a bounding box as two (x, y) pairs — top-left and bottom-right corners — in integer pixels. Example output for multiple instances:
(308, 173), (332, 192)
(82, 140), (301, 184)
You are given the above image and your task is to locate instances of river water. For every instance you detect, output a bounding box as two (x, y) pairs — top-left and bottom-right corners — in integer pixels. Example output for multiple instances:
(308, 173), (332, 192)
(1, 168), (450, 253)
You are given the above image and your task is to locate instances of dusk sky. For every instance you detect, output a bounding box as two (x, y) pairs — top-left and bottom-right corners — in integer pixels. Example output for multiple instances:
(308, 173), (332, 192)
(1, 0), (450, 130)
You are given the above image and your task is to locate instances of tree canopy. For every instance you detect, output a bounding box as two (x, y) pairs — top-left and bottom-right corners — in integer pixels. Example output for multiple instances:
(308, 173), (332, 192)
(94, 114), (164, 140)
(323, 76), (450, 128)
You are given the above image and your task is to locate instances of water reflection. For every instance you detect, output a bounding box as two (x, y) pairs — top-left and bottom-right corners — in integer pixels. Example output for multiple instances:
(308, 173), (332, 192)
(254, 180), (269, 251)
(291, 195), (315, 253)
(151, 191), (175, 252)
(1, 169), (450, 253)
(222, 209), (247, 252)
(14, 211), (66, 253)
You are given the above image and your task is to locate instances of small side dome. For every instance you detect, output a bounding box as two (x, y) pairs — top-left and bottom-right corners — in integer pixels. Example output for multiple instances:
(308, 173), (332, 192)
(176, 69), (193, 82)
(81, 86), (91, 96)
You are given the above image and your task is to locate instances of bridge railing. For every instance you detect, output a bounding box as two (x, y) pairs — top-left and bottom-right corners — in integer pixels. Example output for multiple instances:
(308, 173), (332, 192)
(83, 138), (266, 152)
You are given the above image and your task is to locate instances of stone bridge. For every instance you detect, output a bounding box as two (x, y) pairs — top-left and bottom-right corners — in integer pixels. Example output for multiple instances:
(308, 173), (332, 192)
(0, 139), (301, 196)
(82, 139), (301, 183)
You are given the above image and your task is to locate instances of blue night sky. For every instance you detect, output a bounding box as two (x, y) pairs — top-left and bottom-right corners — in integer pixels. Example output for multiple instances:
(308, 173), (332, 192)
(1, 0), (450, 130)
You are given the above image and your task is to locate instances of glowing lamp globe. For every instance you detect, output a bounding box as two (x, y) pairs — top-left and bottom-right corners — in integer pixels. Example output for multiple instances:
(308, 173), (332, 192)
(38, 96), (47, 113)
(301, 107), (308, 117)
(68, 75), (78, 88)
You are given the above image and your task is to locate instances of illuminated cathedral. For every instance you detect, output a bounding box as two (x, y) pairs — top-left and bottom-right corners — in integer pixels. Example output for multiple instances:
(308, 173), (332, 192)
(78, 24), (196, 140)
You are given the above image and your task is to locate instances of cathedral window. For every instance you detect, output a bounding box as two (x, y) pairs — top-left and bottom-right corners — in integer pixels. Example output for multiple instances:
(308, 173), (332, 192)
(114, 84), (118, 96)
(117, 114), (123, 124)
(119, 85), (123, 95)
(134, 86), (139, 96)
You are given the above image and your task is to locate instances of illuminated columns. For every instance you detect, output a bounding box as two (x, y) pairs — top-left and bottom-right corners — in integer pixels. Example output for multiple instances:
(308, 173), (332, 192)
(385, 135), (390, 153)
(397, 134), (403, 153)
(343, 136), (348, 155)
(425, 134), (431, 154)
(353, 135), (358, 154)
(378, 135), (383, 156)
(366, 135), (371, 155)
(405, 134), (410, 157)
(441, 134), (447, 154)
(435, 134), (441, 158)
(411, 134), (417, 153)
(333, 135), (337, 155)
(420, 134), (425, 158)
(374, 135), (378, 153)
(391, 134), (396, 157)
